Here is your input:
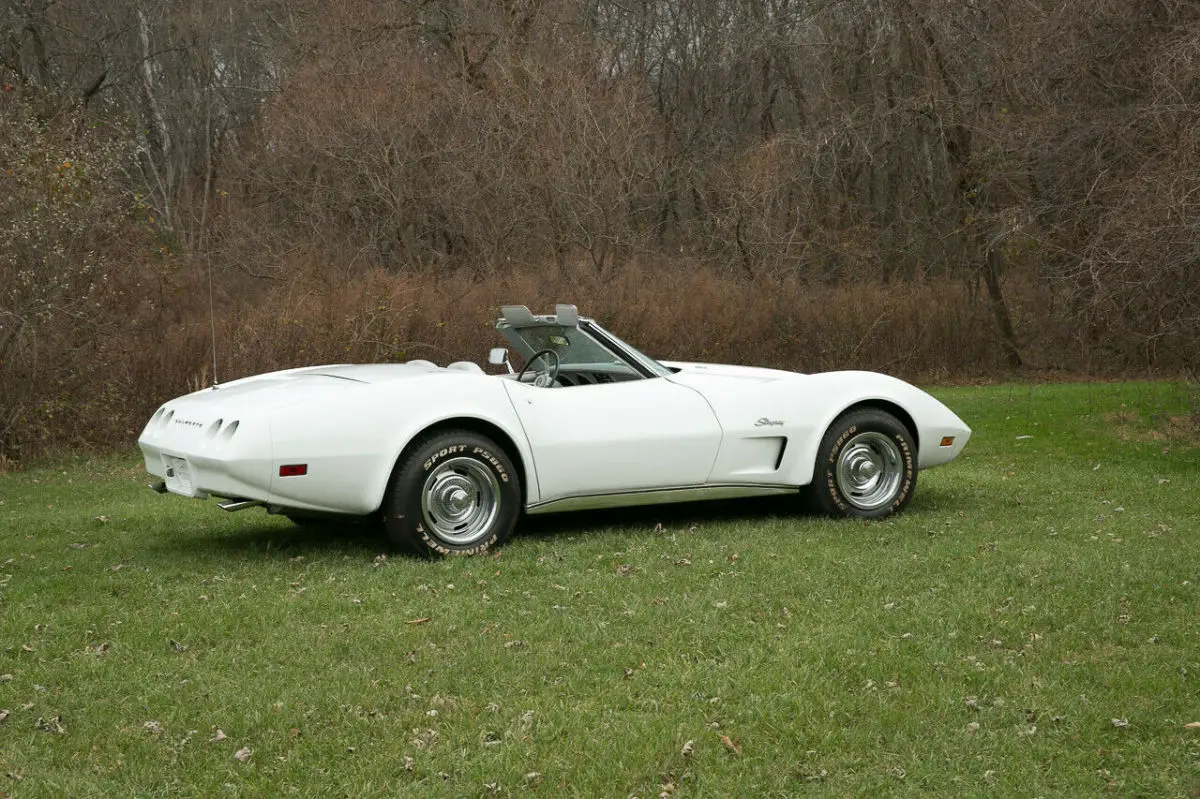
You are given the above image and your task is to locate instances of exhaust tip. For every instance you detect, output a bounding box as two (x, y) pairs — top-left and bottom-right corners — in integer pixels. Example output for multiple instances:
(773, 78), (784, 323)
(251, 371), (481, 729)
(217, 498), (265, 513)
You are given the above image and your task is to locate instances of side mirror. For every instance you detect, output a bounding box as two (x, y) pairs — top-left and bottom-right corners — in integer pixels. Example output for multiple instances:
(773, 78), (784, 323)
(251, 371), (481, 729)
(488, 347), (513, 373)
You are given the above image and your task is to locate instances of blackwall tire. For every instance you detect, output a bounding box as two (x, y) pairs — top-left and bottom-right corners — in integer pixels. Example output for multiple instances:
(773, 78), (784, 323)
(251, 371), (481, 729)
(384, 430), (521, 556)
(808, 409), (917, 519)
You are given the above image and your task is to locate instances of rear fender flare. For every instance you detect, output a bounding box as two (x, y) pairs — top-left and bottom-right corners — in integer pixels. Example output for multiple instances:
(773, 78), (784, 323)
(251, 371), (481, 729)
(370, 409), (538, 513)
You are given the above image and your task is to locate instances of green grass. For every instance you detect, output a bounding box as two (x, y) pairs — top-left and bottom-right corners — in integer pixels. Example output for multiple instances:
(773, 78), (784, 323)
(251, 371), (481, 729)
(1, 382), (1198, 797)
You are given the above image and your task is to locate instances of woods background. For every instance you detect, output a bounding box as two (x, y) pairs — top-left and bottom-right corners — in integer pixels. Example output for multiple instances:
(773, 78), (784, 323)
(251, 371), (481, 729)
(1, 0), (1197, 460)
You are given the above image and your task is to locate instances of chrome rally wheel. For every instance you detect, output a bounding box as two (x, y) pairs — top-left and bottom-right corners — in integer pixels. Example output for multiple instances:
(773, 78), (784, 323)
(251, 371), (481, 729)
(809, 409), (917, 519)
(420, 457), (501, 546)
(834, 431), (904, 511)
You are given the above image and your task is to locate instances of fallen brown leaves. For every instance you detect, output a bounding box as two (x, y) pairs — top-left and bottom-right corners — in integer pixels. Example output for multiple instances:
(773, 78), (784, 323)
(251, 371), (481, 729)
(35, 715), (65, 734)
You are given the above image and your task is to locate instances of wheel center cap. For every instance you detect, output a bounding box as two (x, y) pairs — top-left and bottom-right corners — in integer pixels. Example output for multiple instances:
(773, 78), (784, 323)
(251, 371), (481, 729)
(446, 487), (470, 513)
(856, 460), (878, 480)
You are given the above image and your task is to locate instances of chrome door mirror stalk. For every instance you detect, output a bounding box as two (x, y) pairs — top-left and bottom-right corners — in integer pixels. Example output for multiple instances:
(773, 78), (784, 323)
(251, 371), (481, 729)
(488, 347), (513, 373)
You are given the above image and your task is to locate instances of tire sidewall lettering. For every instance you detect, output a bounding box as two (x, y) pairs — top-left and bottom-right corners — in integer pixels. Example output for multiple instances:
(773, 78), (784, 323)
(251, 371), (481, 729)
(423, 444), (466, 471)
(471, 446), (510, 483)
(827, 424), (858, 467)
(417, 525), (498, 556)
(421, 444), (509, 483)
(891, 431), (914, 509)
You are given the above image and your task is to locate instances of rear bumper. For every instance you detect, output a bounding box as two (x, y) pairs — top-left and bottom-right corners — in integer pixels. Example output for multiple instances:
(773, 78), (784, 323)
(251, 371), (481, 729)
(139, 442), (273, 503)
(138, 406), (274, 503)
(137, 406), (380, 515)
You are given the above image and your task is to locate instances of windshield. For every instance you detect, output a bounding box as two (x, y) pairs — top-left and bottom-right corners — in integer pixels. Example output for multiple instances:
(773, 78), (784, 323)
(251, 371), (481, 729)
(498, 317), (672, 379)
(501, 324), (632, 372)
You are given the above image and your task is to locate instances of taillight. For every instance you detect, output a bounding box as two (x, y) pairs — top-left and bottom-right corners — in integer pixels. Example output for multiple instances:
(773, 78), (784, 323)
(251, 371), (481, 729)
(279, 464), (308, 477)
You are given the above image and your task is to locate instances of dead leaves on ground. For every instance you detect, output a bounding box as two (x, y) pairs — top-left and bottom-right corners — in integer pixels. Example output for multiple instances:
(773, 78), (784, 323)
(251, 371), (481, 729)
(35, 715), (65, 734)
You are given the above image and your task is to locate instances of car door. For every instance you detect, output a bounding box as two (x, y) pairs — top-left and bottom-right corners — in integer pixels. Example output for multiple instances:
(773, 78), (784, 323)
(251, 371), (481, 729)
(503, 377), (722, 504)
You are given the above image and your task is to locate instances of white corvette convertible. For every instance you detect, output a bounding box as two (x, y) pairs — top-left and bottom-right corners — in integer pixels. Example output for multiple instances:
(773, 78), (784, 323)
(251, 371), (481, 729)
(138, 305), (970, 555)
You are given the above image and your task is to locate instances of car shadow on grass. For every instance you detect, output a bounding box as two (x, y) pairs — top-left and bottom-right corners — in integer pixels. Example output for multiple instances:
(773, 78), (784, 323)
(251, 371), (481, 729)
(516, 487), (962, 543)
(155, 516), (391, 561)
(516, 494), (810, 539)
(156, 500), (806, 562)
(153, 489), (959, 562)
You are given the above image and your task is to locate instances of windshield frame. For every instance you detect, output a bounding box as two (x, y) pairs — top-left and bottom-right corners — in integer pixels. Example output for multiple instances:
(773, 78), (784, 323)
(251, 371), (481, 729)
(580, 320), (673, 378)
(496, 316), (671, 380)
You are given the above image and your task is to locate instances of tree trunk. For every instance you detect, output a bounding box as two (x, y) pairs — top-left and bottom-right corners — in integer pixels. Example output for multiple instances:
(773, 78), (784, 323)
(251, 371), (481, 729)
(983, 247), (1023, 368)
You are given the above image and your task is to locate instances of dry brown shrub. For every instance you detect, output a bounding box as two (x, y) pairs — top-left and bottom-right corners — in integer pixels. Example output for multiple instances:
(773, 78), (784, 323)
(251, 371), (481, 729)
(130, 257), (1035, 390)
(0, 249), (1180, 462)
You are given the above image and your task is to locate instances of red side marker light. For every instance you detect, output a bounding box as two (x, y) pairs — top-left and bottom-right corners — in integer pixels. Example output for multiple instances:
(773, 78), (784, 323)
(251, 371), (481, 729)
(279, 464), (308, 477)
(939, 436), (955, 447)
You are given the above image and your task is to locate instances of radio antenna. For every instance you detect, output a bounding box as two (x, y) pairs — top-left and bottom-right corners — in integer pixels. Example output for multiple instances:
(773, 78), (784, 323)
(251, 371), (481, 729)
(206, 253), (219, 387)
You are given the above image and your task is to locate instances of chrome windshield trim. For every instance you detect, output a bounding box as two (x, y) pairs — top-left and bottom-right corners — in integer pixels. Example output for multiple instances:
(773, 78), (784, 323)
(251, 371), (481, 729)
(579, 320), (670, 378)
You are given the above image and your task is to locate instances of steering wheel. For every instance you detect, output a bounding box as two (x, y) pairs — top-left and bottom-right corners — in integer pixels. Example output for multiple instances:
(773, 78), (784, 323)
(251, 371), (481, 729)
(516, 349), (560, 388)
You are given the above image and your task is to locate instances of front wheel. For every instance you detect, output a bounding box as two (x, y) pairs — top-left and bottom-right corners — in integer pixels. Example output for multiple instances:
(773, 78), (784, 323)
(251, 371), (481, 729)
(384, 430), (521, 556)
(808, 409), (916, 519)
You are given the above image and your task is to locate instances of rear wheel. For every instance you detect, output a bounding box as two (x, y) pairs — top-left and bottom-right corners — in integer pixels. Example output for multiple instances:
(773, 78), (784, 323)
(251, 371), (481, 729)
(384, 430), (521, 556)
(808, 409), (916, 518)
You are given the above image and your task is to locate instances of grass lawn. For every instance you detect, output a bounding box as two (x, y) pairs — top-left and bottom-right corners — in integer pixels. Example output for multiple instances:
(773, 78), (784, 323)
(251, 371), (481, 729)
(1, 381), (1198, 797)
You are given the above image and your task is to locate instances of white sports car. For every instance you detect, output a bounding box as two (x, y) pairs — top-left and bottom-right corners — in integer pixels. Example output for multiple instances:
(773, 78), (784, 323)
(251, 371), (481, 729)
(138, 305), (970, 556)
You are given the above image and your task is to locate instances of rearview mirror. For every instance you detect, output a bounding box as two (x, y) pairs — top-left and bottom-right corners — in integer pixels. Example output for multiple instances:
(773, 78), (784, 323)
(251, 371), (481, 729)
(488, 347), (513, 373)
